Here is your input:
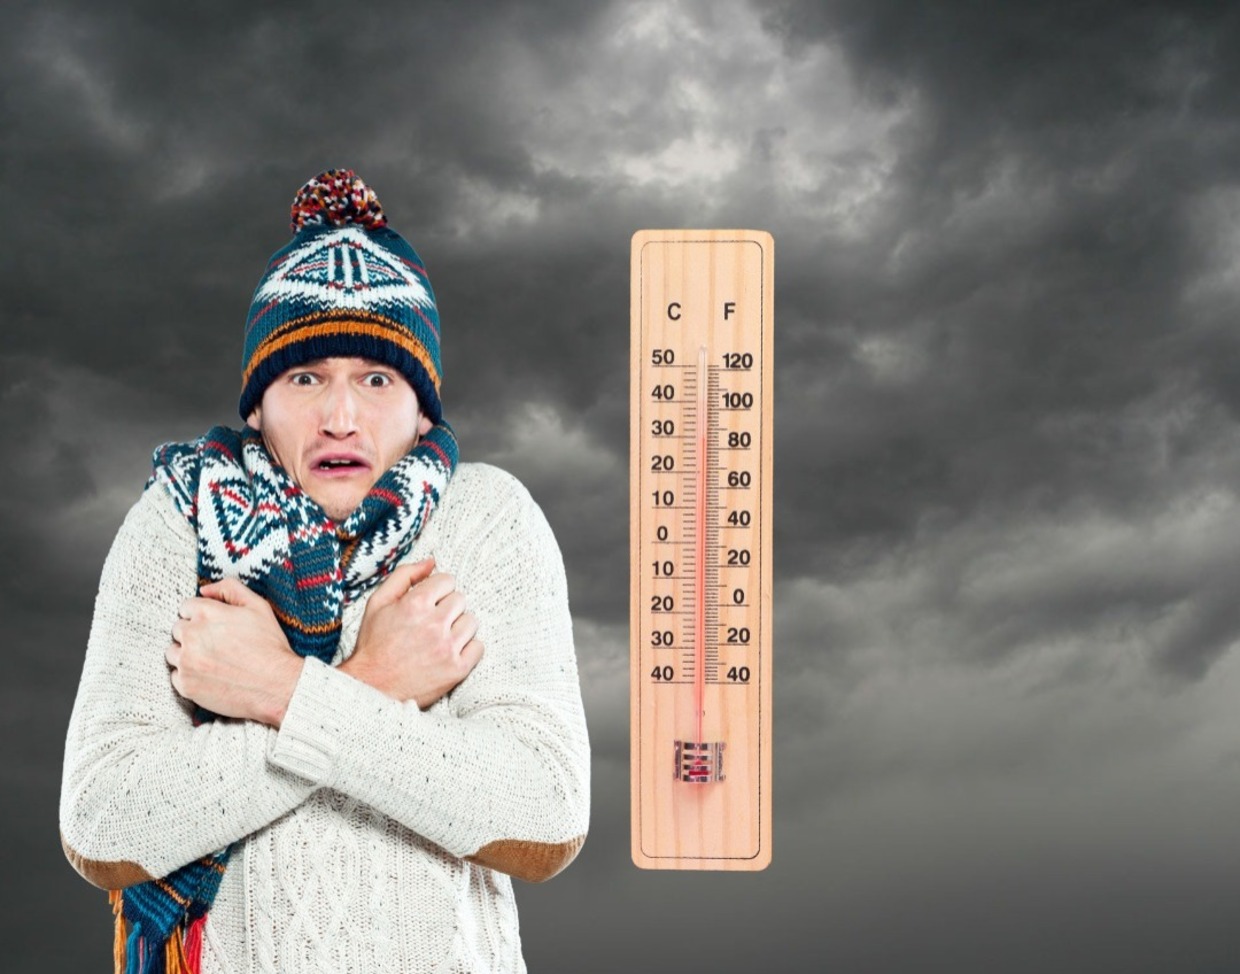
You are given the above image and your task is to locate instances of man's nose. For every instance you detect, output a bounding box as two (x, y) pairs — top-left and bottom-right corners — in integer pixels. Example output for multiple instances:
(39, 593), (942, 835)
(320, 380), (359, 436)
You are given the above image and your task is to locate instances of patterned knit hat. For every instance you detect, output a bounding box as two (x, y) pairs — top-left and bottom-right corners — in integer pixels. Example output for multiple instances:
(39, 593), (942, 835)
(239, 169), (443, 424)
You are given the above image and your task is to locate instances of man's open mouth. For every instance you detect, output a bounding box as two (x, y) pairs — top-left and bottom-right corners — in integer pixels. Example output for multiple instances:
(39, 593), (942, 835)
(314, 455), (370, 472)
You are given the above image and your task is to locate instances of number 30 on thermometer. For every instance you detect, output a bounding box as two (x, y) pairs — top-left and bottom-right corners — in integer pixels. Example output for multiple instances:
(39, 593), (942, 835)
(630, 230), (773, 870)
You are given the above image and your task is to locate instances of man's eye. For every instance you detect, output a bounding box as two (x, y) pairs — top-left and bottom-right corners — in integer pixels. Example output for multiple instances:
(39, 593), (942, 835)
(365, 373), (392, 387)
(291, 373), (317, 386)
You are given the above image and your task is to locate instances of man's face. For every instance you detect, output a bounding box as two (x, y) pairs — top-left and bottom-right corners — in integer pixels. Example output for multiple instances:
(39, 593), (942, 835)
(247, 356), (433, 522)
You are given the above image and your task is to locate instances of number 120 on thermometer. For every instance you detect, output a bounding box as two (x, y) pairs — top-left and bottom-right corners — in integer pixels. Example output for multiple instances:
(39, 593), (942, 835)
(630, 230), (773, 870)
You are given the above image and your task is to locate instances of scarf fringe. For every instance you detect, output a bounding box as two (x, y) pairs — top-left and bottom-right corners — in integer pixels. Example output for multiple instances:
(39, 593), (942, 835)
(111, 889), (125, 974)
(109, 891), (204, 974)
(183, 916), (206, 970)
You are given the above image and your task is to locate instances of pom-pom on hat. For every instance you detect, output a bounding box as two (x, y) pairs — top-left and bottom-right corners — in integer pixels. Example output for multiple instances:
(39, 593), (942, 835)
(239, 169), (443, 424)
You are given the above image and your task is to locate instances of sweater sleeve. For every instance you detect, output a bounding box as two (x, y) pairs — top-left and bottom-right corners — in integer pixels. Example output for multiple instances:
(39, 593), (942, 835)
(267, 468), (591, 882)
(59, 485), (317, 889)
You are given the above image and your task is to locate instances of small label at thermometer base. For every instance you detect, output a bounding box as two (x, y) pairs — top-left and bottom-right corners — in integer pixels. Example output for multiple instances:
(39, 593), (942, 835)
(674, 740), (726, 782)
(630, 229), (773, 871)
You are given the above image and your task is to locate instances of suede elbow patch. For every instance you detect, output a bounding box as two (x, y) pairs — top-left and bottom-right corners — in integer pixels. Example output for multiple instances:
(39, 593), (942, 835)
(60, 830), (154, 890)
(466, 834), (586, 883)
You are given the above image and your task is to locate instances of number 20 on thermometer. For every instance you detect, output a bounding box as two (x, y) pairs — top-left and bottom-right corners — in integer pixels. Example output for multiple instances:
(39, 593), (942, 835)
(630, 230), (773, 870)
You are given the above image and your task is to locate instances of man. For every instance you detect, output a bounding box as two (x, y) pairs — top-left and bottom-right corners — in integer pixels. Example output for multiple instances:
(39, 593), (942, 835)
(59, 170), (590, 973)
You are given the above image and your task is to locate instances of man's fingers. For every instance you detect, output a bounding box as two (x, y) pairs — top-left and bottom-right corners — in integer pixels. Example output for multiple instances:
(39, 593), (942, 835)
(200, 577), (256, 607)
(408, 571), (456, 606)
(460, 637), (484, 671)
(439, 591), (467, 622)
(165, 641), (181, 669)
(386, 558), (437, 588)
(450, 609), (478, 646)
(372, 558), (437, 605)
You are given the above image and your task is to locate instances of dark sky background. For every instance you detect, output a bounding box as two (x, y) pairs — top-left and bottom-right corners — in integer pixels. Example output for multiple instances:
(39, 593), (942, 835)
(7, 0), (1240, 970)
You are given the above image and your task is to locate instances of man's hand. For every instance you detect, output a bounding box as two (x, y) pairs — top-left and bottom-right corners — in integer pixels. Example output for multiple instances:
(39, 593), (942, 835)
(167, 578), (304, 727)
(341, 557), (484, 709)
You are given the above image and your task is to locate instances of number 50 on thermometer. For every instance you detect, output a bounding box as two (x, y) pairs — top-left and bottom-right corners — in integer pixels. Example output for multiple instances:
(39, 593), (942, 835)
(630, 230), (773, 871)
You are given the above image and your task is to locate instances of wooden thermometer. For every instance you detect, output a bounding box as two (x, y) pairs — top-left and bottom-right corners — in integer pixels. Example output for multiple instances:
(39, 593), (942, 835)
(630, 230), (773, 870)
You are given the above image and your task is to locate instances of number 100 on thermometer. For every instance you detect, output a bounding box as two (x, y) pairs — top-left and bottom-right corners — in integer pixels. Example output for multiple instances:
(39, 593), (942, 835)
(630, 230), (773, 871)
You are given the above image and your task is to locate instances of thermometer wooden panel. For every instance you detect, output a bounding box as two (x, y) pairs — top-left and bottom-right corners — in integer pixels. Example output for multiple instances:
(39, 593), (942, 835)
(630, 230), (773, 870)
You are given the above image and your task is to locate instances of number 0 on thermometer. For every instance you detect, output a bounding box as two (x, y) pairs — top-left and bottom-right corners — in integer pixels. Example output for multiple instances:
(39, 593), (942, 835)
(630, 230), (773, 870)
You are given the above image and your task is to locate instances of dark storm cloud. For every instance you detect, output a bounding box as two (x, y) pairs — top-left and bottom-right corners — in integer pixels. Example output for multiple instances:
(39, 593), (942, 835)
(5, 0), (610, 412)
(737, 0), (1240, 676)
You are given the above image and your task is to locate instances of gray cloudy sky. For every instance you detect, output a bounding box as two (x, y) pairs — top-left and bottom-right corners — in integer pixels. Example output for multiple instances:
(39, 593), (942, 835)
(7, 0), (1240, 970)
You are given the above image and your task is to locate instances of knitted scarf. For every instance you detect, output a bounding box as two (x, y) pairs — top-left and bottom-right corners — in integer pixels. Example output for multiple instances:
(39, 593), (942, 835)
(109, 421), (458, 974)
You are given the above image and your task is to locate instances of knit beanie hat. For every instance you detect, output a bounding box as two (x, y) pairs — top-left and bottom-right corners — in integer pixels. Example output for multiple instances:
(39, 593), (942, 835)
(239, 169), (443, 424)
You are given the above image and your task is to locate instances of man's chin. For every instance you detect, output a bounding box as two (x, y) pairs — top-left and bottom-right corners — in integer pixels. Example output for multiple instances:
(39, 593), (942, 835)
(309, 489), (365, 523)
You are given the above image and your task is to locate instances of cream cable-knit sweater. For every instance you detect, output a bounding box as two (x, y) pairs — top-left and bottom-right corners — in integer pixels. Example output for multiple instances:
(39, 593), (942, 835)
(60, 462), (590, 973)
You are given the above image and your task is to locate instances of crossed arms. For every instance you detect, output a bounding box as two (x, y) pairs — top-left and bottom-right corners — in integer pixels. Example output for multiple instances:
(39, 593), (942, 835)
(60, 468), (589, 888)
(166, 556), (482, 728)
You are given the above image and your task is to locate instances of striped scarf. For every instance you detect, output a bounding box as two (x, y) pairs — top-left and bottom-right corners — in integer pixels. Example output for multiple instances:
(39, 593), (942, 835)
(109, 421), (458, 974)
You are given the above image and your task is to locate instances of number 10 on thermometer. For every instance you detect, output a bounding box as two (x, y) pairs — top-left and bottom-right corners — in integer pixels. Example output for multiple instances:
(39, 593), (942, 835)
(630, 230), (773, 870)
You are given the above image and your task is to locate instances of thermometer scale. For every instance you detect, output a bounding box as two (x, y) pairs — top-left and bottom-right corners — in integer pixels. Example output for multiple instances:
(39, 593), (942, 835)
(630, 230), (773, 870)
